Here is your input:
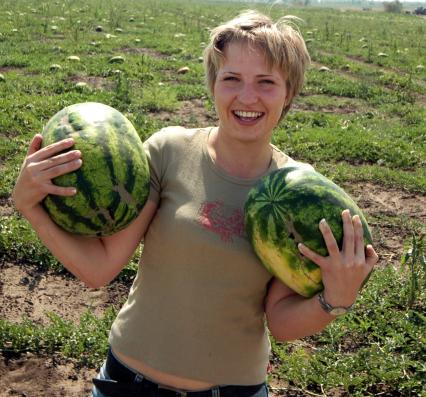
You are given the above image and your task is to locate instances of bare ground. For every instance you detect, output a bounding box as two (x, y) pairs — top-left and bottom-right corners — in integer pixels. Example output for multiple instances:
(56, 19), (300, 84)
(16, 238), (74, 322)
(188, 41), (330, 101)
(0, 352), (97, 397)
(152, 98), (218, 127)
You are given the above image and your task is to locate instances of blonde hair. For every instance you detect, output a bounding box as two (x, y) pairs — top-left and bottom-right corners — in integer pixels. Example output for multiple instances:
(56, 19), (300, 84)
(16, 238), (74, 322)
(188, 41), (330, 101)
(203, 10), (310, 118)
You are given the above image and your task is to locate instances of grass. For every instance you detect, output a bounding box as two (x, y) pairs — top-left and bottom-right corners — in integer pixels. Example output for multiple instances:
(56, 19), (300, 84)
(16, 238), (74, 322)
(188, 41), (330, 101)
(1, 309), (115, 367)
(0, 0), (425, 395)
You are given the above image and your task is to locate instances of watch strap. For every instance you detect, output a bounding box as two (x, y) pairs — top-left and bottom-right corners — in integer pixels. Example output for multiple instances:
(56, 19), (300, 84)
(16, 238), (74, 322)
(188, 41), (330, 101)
(318, 291), (354, 316)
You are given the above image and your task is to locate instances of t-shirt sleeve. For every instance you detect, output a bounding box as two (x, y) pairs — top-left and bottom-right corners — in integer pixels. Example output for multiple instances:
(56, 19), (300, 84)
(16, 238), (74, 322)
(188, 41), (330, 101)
(271, 144), (315, 171)
(142, 126), (188, 204)
(143, 130), (165, 204)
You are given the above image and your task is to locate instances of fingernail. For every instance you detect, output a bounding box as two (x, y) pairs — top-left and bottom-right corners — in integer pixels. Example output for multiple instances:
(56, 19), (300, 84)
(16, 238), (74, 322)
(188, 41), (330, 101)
(320, 218), (327, 227)
(298, 243), (303, 249)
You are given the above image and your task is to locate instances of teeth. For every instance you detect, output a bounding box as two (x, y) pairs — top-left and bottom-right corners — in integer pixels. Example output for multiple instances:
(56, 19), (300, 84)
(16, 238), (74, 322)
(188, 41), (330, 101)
(234, 110), (263, 118)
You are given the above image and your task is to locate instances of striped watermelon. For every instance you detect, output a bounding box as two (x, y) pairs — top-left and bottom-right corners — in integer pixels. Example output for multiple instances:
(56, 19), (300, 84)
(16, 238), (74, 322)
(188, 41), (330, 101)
(244, 164), (372, 297)
(41, 102), (150, 236)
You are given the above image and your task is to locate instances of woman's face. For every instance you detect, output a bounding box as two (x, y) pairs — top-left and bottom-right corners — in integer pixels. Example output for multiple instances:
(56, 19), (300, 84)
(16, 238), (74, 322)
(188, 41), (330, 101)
(213, 41), (288, 145)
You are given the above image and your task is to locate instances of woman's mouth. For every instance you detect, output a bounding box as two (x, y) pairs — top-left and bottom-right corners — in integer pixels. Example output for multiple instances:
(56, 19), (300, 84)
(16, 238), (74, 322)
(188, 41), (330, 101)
(233, 110), (264, 123)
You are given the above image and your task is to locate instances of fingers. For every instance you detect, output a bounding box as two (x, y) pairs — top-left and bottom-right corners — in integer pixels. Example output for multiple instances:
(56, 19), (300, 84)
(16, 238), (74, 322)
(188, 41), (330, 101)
(365, 245), (379, 268)
(297, 243), (328, 268)
(26, 147), (81, 185)
(298, 218), (341, 269)
(38, 150), (81, 172)
(298, 212), (377, 272)
(319, 218), (340, 261)
(30, 137), (76, 162)
(353, 214), (366, 265)
(41, 157), (82, 181)
(342, 209), (354, 261)
(25, 140), (81, 198)
(44, 183), (78, 197)
(27, 134), (43, 156)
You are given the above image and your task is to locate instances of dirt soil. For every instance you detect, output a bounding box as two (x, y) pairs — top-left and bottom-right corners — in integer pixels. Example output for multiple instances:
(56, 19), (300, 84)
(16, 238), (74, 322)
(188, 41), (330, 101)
(1, 179), (425, 396)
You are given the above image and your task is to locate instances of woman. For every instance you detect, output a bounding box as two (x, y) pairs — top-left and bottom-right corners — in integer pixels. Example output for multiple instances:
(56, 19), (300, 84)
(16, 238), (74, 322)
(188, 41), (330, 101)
(12, 10), (378, 397)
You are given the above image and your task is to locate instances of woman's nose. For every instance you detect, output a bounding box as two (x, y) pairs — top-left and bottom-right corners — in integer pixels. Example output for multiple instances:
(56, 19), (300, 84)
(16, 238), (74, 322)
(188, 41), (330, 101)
(237, 84), (259, 105)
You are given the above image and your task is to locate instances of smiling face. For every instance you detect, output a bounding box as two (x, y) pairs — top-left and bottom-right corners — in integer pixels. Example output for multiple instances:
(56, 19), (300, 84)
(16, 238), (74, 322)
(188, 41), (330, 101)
(213, 41), (288, 146)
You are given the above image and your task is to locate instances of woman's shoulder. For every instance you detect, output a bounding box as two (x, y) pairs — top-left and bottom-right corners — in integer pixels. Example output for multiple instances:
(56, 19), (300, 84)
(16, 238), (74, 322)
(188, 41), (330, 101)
(145, 126), (211, 148)
(144, 126), (213, 159)
(271, 144), (314, 171)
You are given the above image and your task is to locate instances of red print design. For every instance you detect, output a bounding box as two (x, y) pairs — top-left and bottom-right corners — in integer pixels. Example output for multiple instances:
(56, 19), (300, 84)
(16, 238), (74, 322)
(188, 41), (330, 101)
(198, 200), (244, 242)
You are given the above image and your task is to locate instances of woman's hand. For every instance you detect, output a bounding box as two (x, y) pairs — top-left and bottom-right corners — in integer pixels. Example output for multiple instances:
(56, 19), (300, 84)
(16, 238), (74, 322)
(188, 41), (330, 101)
(297, 209), (378, 308)
(12, 134), (82, 217)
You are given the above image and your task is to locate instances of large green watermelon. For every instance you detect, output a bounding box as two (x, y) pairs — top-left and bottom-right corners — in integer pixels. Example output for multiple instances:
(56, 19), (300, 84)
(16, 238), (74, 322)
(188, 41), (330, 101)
(41, 102), (150, 236)
(244, 164), (372, 297)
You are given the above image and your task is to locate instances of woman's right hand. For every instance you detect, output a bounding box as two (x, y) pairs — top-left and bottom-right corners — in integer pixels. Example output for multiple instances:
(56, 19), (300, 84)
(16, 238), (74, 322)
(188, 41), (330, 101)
(12, 134), (82, 217)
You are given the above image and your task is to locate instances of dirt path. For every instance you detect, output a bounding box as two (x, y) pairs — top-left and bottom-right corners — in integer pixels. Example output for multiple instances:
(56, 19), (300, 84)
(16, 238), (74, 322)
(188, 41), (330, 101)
(0, 353), (97, 397)
(0, 262), (129, 326)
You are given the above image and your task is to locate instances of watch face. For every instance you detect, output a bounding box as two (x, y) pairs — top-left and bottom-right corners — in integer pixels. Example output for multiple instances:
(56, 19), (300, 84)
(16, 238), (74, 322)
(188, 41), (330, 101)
(330, 307), (348, 316)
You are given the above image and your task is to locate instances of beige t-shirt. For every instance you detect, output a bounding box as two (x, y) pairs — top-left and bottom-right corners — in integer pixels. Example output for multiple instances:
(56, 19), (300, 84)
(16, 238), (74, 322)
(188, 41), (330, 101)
(109, 126), (297, 385)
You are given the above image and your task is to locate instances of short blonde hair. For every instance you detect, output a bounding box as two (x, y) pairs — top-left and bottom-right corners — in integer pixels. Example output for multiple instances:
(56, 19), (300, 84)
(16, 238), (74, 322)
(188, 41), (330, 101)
(203, 10), (310, 118)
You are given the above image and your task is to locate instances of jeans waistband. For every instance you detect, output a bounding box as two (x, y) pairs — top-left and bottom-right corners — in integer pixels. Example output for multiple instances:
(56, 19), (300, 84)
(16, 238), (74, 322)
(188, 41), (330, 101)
(94, 348), (265, 397)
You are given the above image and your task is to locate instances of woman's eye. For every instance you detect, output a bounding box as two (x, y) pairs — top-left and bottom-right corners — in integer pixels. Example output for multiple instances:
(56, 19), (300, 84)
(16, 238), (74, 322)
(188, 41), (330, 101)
(260, 80), (274, 85)
(224, 76), (238, 81)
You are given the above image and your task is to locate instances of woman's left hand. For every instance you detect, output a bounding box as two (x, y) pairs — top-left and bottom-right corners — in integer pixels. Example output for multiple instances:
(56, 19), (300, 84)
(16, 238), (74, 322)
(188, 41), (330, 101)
(298, 209), (379, 307)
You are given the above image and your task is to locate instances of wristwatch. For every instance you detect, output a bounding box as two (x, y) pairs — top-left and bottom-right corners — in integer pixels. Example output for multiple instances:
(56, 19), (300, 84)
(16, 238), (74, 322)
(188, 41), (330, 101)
(318, 292), (354, 316)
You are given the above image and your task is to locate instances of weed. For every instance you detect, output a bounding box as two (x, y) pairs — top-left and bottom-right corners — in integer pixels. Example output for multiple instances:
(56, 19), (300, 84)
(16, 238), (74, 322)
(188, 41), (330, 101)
(401, 234), (426, 308)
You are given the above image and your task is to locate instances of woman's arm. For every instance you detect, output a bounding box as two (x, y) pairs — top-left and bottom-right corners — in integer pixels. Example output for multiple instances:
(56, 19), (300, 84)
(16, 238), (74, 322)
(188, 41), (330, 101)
(12, 134), (157, 288)
(20, 202), (157, 288)
(265, 209), (378, 342)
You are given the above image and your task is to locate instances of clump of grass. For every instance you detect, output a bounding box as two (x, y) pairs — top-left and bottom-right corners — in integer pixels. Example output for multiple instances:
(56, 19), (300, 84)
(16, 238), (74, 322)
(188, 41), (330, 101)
(401, 233), (426, 308)
(0, 309), (116, 367)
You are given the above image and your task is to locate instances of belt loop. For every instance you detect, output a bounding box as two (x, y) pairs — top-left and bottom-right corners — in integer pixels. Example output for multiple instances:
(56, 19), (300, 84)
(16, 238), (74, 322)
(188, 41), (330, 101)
(212, 387), (220, 397)
(134, 373), (144, 383)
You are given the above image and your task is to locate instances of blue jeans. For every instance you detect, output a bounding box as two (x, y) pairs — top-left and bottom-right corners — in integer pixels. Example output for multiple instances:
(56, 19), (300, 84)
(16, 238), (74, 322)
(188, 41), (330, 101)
(92, 361), (110, 397)
(92, 349), (269, 397)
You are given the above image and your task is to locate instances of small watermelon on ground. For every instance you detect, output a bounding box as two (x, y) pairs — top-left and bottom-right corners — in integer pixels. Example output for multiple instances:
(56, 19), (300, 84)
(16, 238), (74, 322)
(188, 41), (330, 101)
(244, 164), (373, 297)
(108, 55), (125, 64)
(41, 102), (150, 236)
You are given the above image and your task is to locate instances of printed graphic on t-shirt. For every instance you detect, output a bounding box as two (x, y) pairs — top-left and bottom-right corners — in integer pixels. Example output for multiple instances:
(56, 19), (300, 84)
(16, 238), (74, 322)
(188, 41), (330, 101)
(197, 200), (244, 242)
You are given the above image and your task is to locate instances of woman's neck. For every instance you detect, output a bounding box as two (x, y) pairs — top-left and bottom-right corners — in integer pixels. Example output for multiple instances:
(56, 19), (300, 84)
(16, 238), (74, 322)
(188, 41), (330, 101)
(207, 127), (272, 179)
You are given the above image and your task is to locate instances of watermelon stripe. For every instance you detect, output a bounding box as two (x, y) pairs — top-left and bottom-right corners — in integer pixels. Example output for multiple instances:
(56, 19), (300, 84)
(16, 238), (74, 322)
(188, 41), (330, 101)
(113, 148), (141, 228)
(112, 124), (134, 228)
(68, 111), (87, 132)
(117, 128), (137, 204)
(43, 195), (100, 233)
(75, 162), (103, 219)
(95, 122), (123, 224)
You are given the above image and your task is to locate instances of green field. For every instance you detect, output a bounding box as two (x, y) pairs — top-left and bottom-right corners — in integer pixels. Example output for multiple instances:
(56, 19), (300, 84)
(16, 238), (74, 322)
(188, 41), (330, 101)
(0, 0), (425, 396)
